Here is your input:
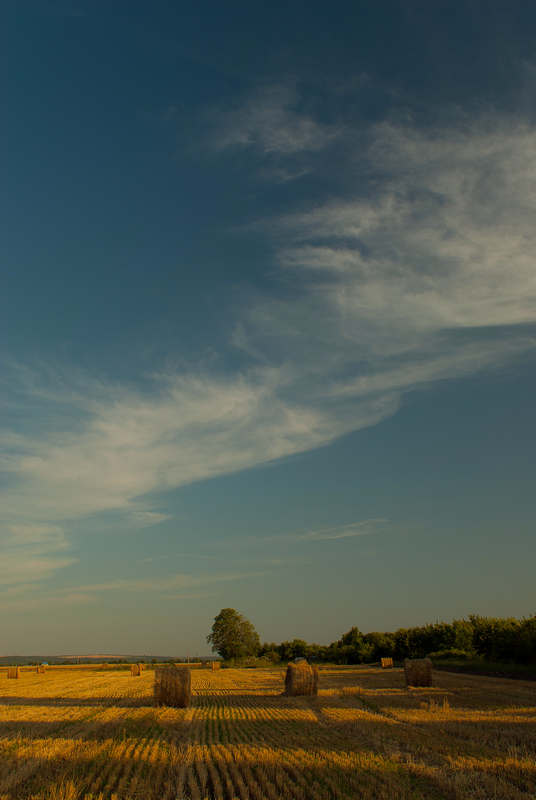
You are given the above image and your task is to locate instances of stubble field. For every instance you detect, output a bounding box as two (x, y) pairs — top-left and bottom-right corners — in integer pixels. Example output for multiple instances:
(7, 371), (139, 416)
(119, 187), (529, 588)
(0, 665), (535, 800)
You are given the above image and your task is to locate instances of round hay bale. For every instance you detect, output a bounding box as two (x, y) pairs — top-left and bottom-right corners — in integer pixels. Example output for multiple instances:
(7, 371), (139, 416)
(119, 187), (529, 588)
(284, 662), (319, 697)
(211, 662), (220, 671)
(8, 667), (20, 679)
(154, 666), (191, 708)
(404, 658), (433, 687)
(131, 663), (141, 676)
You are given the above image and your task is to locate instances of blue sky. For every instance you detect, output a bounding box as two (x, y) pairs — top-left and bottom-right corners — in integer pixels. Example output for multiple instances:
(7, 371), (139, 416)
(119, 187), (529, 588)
(2, 0), (536, 656)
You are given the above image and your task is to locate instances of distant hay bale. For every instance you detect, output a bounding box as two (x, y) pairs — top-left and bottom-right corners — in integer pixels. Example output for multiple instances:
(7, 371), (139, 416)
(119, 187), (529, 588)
(37, 666), (46, 674)
(8, 667), (20, 679)
(381, 657), (394, 669)
(154, 666), (191, 708)
(101, 663), (110, 670)
(131, 664), (141, 676)
(284, 663), (319, 697)
(211, 662), (220, 671)
(404, 658), (433, 687)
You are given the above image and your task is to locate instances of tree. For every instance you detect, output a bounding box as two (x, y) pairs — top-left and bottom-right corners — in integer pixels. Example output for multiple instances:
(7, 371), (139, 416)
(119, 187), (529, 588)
(278, 639), (309, 661)
(207, 608), (260, 660)
(336, 627), (374, 664)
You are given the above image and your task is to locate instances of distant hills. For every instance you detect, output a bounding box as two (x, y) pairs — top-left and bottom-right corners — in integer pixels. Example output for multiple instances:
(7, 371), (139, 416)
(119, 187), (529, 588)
(0, 654), (217, 665)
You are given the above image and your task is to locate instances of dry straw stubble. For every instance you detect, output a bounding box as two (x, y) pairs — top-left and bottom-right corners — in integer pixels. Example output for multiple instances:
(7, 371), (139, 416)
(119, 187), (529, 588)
(154, 665), (191, 708)
(284, 662), (319, 697)
(404, 657), (433, 687)
(1, 666), (535, 799)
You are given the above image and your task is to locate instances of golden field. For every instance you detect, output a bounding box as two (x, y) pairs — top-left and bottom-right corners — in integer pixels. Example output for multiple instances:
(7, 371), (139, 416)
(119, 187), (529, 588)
(0, 665), (535, 799)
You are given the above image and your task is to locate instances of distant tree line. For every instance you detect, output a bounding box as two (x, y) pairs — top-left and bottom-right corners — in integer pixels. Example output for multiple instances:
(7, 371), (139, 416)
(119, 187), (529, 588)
(258, 615), (536, 665)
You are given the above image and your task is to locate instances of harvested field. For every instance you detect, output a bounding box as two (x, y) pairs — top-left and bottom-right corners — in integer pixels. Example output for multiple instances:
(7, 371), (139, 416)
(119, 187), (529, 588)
(0, 666), (535, 799)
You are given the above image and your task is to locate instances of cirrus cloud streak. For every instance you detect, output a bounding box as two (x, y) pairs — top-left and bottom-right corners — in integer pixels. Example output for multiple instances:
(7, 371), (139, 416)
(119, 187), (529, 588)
(1, 102), (536, 587)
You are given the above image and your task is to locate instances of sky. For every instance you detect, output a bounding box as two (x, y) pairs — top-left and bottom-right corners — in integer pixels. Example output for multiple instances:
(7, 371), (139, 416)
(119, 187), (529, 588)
(1, 0), (536, 656)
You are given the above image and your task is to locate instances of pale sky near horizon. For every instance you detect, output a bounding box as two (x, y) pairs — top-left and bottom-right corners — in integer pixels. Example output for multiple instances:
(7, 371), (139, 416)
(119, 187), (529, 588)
(2, 0), (536, 656)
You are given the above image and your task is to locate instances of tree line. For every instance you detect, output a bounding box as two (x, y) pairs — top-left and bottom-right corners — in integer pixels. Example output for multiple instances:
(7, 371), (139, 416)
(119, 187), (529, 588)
(259, 615), (536, 664)
(208, 609), (536, 664)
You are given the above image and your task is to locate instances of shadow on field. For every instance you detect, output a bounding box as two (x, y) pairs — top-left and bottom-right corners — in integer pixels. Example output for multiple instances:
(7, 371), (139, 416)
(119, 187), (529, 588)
(0, 695), (153, 708)
(5, 728), (534, 800)
(0, 713), (186, 743)
(0, 748), (437, 800)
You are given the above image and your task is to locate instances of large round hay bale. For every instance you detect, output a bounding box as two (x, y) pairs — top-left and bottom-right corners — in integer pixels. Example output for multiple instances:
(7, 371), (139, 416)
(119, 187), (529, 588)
(154, 666), (191, 708)
(8, 667), (20, 679)
(131, 663), (141, 676)
(284, 662), (319, 697)
(211, 662), (220, 671)
(404, 658), (433, 687)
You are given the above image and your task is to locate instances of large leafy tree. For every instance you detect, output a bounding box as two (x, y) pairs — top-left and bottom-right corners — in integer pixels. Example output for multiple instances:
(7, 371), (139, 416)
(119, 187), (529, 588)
(207, 608), (260, 660)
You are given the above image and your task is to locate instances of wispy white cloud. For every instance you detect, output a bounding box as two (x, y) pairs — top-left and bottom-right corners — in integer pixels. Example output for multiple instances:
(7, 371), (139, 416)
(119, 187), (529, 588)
(228, 519), (388, 546)
(0, 592), (94, 614)
(238, 115), (536, 399)
(139, 553), (219, 563)
(0, 523), (78, 586)
(203, 83), (342, 181)
(1, 101), (536, 588)
(209, 84), (339, 156)
(0, 368), (337, 527)
(299, 521), (388, 541)
(127, 512), (171, 529)
(59, 571), (263, 595)
(168, 591), (221, 600)
(1, 524), (66, 548)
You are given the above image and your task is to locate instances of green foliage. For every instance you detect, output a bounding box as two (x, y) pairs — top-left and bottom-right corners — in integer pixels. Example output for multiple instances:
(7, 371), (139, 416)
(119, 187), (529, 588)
(277, 639), (309, 660)
(226, 610), (536, 667)
(362, 631), (396, 659)
(393, 619), (475, 660)
(469, 615), (519, 661)
(428, 649), (472, 660)
(515, 616), (536, 664)
(263, 650), (280, 663)
(466, 614), (536, 664)
(258, 642), (278, 657)
(327, 627), (377, 664)
(207, 608), (260, 661)
(340, 626), (363, 647)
